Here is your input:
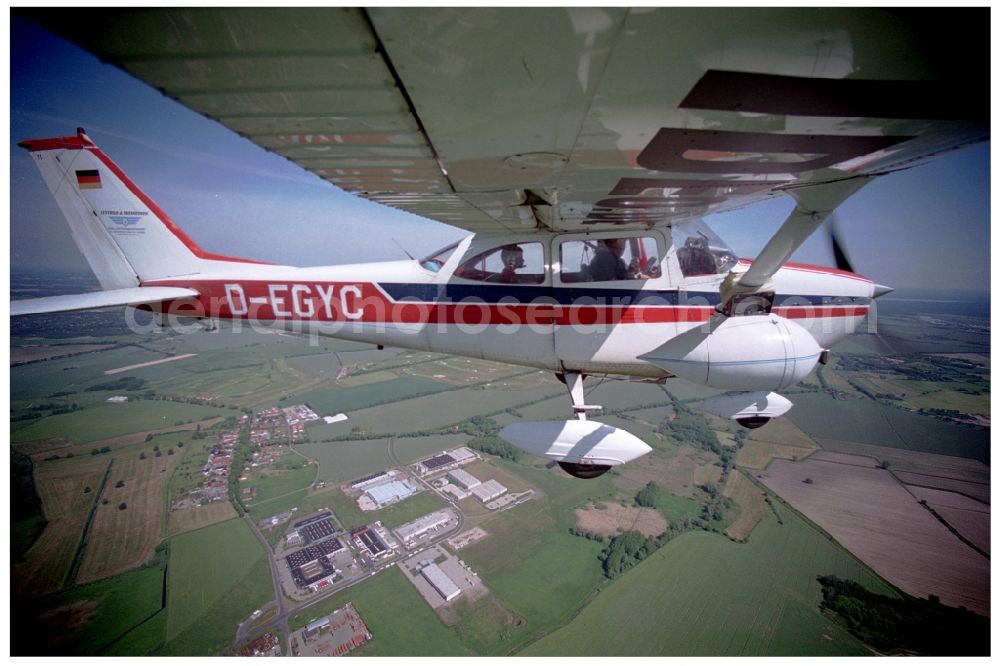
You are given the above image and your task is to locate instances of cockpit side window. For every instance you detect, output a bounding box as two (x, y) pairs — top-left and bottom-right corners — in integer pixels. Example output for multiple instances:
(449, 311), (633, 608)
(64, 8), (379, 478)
(454, 242), (545, 284)
(671, 220), (738, 277)
(559, 237), (660, 282)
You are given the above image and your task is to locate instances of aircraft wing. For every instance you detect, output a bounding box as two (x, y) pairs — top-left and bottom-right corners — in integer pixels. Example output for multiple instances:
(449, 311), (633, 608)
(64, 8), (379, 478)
(22, 8), (988, 234)
(10, 286), (200, 316)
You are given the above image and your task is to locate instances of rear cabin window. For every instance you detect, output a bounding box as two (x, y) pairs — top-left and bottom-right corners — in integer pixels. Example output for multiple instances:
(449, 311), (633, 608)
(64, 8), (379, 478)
(559, 237), (660, 282)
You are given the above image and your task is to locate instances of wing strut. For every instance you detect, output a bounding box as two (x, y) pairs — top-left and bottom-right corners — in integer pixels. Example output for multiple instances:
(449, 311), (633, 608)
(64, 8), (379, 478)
(719, 170), (871, 316)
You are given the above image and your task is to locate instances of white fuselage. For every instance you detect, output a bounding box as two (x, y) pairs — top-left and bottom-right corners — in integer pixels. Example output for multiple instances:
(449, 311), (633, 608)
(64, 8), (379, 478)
(146, 232), (877, 380)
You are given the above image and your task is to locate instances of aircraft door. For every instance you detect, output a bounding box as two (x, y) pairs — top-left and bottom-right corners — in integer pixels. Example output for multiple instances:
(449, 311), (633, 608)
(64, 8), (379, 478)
(445, 239), (557, 368)
(552, 232), (674, 374)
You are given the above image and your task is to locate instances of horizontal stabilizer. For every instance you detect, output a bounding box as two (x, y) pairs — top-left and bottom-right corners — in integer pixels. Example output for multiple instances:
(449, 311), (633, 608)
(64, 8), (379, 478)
(11, 286), (200, 316)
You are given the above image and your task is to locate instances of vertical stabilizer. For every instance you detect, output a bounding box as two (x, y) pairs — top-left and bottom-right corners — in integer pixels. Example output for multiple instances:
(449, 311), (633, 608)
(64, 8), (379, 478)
(19, 129), (259, 286)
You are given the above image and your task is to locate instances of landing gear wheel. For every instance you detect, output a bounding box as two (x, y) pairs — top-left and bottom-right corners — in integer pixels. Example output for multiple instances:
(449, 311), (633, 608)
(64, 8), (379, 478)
(736, 416), (771, 429)
(558, 461), (612, 479)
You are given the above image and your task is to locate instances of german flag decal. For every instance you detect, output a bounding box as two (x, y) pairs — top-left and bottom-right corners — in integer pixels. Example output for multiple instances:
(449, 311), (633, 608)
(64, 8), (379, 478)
(76, 169), (101, 189)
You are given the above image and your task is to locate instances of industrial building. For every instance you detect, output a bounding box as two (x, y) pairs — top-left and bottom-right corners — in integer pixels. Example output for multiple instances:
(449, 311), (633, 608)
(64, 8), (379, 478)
(414, 447), (478, 476)
(395, 510), (452, 544)
(294, 512), (338, 544)
(419, 563), (461, 602)
(471, 479), (507, 502)
(285, 537), (345, 589)
(440, 483), (469, 501)
(448, 469), (481, 490)
(350, 470), (392, 491)
(365, 479), (418, 507)
(448, 447), (476, 462)
(351, 525), (390, 558)
(419, 452), (455, 473)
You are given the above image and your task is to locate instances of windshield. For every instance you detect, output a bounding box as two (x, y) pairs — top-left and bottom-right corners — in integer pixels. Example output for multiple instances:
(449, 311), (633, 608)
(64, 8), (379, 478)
(419, 241), (462, 273)
(671, 220), (738, 277)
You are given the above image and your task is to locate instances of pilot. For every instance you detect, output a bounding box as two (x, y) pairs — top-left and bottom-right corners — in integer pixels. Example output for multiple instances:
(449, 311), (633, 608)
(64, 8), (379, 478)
(589, 239), (651, 281)
(499, 244), (525, 284)
(677, 236), (717, 277)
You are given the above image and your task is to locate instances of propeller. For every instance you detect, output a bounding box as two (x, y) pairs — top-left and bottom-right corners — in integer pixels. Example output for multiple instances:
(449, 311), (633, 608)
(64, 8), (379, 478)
(821, 214), (912, 354)
(827, 214), (855, 273)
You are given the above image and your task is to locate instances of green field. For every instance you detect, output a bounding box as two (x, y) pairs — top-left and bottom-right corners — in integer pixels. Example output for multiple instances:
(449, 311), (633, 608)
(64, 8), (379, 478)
(163, 518), (272, 654)
(787, 393), (989, 463)
(13, 563), (165, 656)
(11, 344), (167, 399)
(292, 567), (470, 656)
(283, 376), (452, 415)
(245, 457), (317, 507)
(295, 439), (393, 483)
(523, 503), (895, 656)
(11, 400), (229, 445)
(310, 385), (565, 438)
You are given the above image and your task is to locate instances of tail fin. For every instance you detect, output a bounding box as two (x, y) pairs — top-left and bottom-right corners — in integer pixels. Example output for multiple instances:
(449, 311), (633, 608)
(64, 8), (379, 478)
(18, 128), (265, 287)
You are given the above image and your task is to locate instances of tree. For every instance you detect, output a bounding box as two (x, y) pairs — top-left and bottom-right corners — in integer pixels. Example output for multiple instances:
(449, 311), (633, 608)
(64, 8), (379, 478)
(140, 452), (147, 460)
(145, 433), (154, 442)
(635, 481), (664, 508)
(83, 486), (92, 494)
(599, 530), (654, 579)
(118, 502), (127, 510)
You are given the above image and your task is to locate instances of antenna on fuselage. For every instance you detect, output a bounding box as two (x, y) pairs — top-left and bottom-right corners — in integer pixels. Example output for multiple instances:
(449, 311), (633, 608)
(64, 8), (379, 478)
(391, 238), (415, 260)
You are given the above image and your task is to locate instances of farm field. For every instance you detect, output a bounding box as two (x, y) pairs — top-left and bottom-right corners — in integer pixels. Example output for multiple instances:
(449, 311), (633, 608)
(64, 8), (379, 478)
(283, 376), (451, 415)
(76, 450), (183, 584)
(723, 470), (770, 541)
(522, 506), (893, 656)
(787, 393), (989, 464)
(759, 458), (989, 615)
(243, 457), (317, 507)
(13, 455), (110, 596)
(11, 400), (229, 446)
(574, 502), (667, 538)
(296, 438), (394, 483)
(162, 518), (272, 655)
(10, 344), (167, 398)
(12, 563), (166, 656)
(908, 486), (990, 554)
(306, 384), (566, 438)
(168, 501), (239, 537)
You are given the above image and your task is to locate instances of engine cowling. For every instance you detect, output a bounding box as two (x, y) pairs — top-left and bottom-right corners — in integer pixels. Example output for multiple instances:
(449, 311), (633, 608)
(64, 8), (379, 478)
(640, 314), (823, 391)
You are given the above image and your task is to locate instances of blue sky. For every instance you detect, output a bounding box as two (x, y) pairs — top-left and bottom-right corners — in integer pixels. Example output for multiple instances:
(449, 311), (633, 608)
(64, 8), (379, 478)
(9, 15), (990, 291)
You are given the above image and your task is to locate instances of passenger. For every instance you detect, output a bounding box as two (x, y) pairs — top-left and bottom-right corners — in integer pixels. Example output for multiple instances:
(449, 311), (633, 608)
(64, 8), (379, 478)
(589, 239), (651, 281)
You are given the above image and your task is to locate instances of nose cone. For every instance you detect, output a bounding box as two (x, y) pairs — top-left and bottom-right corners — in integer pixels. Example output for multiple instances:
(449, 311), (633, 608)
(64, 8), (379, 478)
(872, 283), (894, 298)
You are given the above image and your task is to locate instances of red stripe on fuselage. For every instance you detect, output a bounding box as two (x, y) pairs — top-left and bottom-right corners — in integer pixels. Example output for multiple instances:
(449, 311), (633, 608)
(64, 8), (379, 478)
(146, 279), (869, 325)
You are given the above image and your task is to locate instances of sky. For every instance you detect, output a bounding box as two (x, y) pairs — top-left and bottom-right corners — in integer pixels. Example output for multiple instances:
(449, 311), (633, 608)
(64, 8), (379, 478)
(9, 14), (991, 292)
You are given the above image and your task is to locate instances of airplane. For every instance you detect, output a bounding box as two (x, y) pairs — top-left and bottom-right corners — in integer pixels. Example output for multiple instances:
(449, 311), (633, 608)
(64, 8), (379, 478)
(12, 8), (989, 478)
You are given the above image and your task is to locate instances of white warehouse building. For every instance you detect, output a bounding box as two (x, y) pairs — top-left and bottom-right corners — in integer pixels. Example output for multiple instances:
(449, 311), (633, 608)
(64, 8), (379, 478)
(366, 479), (417, 506)
(448, 469), (481, 490)
(395, 510), (452, 543)
(420, 563), (461, 602)
(471, 479), (507, 502)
